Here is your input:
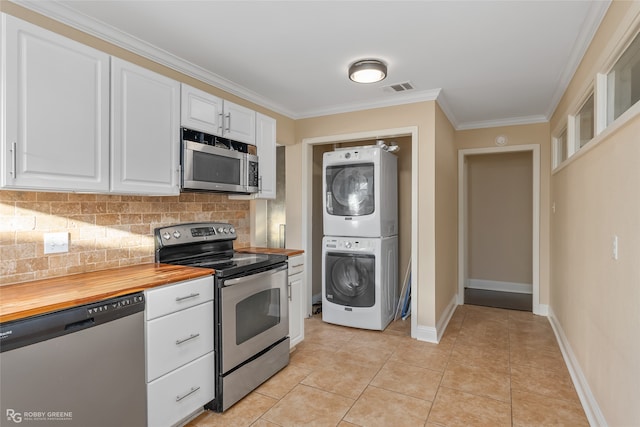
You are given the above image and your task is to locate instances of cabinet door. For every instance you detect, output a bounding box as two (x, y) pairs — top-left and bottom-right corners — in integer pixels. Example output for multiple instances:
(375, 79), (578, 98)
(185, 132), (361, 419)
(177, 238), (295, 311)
(289, 272), (304, 348)
(288, 254), (305, 348)
(255, 113), (277, 199)
(147, 352), (215, 427)
(180, 84), (223, 136)
(223, 100), (256, 144)
(1, 14), (109, 192)
(111, 58), (180, 195)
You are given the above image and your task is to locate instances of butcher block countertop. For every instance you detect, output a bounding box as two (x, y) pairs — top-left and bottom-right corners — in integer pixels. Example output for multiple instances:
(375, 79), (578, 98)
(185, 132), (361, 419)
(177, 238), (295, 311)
(0, 263), (214, 323)
(235, 247), (304, 257)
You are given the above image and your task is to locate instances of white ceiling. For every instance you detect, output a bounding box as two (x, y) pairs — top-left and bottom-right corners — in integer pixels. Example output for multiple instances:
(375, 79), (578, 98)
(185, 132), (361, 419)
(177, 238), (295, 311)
(17, 0), (610, 129)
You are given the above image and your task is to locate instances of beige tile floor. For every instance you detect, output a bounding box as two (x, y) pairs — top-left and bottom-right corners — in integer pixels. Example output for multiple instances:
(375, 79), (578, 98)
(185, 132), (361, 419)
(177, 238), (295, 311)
(187, 304), (588, 426)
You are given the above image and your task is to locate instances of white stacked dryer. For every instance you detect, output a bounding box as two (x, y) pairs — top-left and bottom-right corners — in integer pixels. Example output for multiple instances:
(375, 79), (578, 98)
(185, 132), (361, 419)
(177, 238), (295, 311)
(323, 146), (398, 238)
(322, 145), (398, 330)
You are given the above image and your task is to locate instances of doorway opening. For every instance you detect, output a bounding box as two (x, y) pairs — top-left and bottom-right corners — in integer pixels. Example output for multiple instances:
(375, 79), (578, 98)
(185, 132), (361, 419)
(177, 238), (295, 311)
(458, 145), (542, 314)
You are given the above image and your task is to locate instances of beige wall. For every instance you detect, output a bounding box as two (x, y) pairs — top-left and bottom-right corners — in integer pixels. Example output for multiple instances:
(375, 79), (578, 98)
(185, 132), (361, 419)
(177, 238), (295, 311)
(467, 152), (533, 284)
(434, 104), (458, 324)
(456, 123), (551, 305)
(548, 2), (640, 424)
(0, 190), (251, 285)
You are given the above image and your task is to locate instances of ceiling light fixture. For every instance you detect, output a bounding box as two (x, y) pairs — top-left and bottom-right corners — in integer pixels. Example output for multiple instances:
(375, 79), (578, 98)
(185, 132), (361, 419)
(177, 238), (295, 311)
(348, 59), (387, 83)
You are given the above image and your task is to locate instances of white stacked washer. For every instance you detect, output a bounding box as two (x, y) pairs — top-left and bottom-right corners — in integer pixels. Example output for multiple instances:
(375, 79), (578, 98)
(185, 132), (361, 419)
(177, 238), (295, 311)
(321, 146), (398, 330)
(322, 236), (398, 330)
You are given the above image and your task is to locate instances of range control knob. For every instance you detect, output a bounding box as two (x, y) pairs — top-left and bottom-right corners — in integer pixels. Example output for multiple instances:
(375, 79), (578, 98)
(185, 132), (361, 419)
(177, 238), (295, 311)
(173, 231), (181, 239)
(223, 228), (229, 234)
(217, 227), (224, 233)
(345, 241), (352, 249)
(162, 232), (171, 240)
(345, 152), (351, 159)
(229, 227), (236, 234)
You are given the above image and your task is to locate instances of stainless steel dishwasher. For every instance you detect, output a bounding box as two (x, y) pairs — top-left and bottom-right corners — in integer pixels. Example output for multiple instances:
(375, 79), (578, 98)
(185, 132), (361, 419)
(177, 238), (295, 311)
(0, 292), (147, 427)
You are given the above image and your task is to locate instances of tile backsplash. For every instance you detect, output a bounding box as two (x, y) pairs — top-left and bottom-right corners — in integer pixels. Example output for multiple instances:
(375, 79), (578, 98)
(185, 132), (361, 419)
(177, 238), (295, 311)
(0, 190), (250, 285)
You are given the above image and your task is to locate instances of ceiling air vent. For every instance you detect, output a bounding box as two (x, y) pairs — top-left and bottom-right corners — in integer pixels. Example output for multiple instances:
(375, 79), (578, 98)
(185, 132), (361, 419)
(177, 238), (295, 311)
(384, 81), (415, 93)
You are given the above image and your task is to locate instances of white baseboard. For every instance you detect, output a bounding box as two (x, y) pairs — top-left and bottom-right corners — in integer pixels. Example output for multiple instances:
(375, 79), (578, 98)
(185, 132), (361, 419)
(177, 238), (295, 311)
(548, 307), (607, 427)
(467, 278), (532, 294)
(414, 294), (458, 344)
(533, 303), (548, 316)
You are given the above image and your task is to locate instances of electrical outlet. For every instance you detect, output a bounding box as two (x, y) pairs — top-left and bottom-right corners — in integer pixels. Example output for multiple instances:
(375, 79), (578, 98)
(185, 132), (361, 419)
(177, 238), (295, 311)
(44, 232), (69, 254)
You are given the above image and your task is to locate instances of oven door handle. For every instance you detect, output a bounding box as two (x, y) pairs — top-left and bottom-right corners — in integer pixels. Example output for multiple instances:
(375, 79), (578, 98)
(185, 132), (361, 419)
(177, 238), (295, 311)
(222, 264), (288, 287)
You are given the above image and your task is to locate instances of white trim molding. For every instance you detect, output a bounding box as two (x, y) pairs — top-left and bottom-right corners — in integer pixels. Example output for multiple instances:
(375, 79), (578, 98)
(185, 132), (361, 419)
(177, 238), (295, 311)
(466, 279), (532, 295)
(414, 294), (458, 344)
(548, 307), (607, 427)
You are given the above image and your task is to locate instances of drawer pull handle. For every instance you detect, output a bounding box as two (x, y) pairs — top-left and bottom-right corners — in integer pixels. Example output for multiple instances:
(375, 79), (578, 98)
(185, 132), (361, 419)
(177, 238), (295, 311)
(176, 386), (200, 402)
(175, 333), (200, 345)
(175, 293), (200, 302)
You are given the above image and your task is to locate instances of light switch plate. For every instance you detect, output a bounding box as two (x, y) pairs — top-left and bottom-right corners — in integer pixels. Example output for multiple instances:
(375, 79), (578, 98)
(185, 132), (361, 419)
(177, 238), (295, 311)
(44, 232), (69, 254)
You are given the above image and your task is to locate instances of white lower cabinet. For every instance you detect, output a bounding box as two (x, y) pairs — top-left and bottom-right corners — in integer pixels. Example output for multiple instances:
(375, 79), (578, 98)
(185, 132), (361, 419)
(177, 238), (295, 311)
(145, 276), (215, 427)
(288, 255), (305, 348)
(147, 352), (215, 427)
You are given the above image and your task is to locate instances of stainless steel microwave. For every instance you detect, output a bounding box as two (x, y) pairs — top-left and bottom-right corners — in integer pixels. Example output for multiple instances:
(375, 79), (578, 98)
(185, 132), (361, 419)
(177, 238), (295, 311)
(181, 130), (259, 194)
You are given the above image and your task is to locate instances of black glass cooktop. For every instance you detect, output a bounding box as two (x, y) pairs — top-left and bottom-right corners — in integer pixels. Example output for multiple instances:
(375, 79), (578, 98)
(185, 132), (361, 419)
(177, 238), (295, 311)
(186, 253), (287, 279)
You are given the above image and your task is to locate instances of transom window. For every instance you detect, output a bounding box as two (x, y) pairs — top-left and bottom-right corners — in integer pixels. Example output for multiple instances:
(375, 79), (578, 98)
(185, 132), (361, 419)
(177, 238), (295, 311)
(607, 32), (640, 125)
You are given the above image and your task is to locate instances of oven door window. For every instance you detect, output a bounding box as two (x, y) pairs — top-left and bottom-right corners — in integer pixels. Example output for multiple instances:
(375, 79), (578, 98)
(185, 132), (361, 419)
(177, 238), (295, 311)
(219, 266), (289, 374)
(325, 163), (374, 216)
(236, 288), (280, 345)
(193, 150), (241, 185)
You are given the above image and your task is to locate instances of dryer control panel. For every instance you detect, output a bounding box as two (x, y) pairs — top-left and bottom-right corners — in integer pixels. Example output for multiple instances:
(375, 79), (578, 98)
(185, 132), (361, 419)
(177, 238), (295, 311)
(323, 238), (376, 251)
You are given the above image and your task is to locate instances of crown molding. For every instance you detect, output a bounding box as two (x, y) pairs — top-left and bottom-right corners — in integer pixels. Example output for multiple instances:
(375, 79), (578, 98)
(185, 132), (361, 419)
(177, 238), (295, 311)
(295, 88), (442, 119)
(10, 0), (298, 118)
(544, 0), (611, 120)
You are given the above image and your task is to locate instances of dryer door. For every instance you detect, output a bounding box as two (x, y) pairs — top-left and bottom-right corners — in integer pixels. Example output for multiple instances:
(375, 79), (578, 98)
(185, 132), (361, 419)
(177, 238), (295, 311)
(325, 252), (375, 307)
(325, 163), (374, 216)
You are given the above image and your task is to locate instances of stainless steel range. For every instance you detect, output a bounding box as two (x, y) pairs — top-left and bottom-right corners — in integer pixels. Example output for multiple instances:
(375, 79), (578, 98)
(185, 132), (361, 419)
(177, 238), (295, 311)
(154, 222), (289, 412)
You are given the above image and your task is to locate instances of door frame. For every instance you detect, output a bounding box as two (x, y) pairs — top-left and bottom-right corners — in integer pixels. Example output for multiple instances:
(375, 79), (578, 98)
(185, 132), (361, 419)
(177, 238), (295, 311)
(302, 126), (418, 335)
(457, 144), (543, 315)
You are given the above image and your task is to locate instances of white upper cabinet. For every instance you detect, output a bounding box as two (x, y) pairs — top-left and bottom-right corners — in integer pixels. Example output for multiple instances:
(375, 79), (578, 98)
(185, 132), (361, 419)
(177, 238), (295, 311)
(229, 112), (277, 200)
(111, 58), (180, 195)
(181, 84), (256, 144)
(1, 14), (110, 192)
(223, 100), (256, 144)
(255, 113), (277, 199)
(180, 84), (223, 136)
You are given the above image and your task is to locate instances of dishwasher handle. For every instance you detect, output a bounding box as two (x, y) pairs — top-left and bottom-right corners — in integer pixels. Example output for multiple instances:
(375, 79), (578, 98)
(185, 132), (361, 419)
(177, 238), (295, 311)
(0, 292), (145, 353)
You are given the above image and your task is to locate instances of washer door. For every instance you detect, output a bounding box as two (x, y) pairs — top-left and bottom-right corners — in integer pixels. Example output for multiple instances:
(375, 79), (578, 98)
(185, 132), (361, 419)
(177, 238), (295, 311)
(325, 163), (374, 216)
(325, 252), (375, 307)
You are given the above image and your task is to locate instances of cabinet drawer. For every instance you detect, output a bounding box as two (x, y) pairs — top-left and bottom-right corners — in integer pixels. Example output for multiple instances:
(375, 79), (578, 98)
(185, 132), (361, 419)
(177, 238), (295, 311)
(146, 301), (214, 381)
(288, 255), (305, 276)
(147, 351), (215, 427)
(146, 276), (213, 320)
